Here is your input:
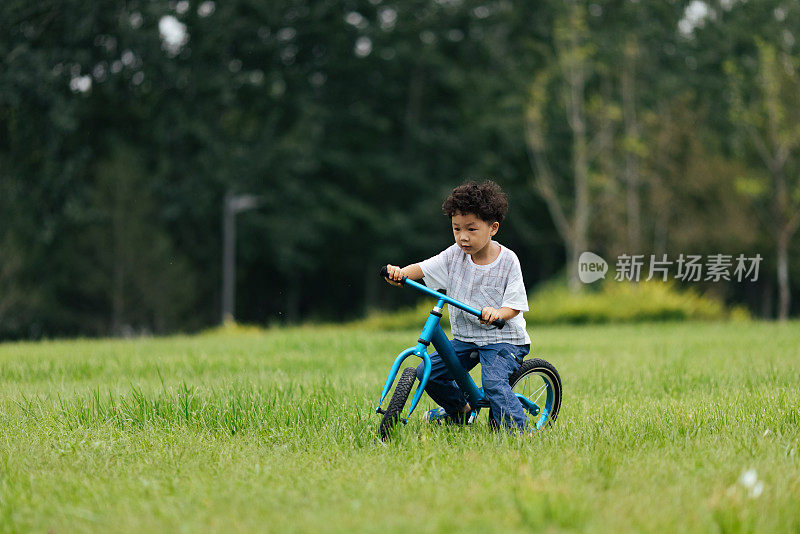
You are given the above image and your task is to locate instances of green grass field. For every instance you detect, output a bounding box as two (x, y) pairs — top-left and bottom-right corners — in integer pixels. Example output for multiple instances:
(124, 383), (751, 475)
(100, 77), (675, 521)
(1, 321), (799, 533)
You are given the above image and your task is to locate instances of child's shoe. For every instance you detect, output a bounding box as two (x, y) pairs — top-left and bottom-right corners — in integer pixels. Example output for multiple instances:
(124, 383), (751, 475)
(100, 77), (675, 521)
(423, 407), (476, 425)
(423, 407), (450, 423)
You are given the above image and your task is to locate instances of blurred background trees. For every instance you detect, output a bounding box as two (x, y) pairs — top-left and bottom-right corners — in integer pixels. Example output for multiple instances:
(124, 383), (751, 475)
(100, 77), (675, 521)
(1, 0), (798, 339)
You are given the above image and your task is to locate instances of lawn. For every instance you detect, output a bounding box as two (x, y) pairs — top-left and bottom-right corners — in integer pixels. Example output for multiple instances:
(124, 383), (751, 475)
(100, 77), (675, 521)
(1, 321), (798, 533)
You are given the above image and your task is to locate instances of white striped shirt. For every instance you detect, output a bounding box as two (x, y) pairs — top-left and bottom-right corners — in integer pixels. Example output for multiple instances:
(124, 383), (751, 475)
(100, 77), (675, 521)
(418, 242), (531, 346)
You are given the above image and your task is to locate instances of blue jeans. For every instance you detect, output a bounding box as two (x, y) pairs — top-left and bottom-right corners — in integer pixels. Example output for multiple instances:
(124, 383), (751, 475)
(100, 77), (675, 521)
(415, 338), (530, 433)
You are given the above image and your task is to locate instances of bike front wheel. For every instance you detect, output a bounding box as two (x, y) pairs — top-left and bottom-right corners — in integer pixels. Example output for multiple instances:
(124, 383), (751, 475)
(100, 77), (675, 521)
(379, 367), (417, 440)
(489, 358), (562, 432)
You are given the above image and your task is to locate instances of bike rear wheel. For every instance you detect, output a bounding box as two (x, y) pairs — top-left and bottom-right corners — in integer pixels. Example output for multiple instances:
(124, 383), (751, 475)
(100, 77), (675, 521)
(379, 367), (417, 440)
(489, 358), (562, 432)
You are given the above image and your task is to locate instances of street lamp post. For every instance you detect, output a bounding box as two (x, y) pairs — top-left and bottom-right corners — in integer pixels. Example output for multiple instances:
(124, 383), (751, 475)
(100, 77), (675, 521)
(221, 192), (261, 324)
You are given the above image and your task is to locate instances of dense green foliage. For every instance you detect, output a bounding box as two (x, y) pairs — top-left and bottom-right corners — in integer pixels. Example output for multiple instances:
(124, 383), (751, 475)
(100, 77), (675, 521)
(1, 322), (798, 531)
(2, 0), (800, 338)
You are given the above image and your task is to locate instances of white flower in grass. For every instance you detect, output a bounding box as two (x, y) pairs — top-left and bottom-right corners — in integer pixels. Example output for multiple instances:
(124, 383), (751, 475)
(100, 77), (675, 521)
(738, 468), (764, 498)
(739, 468), (756, 487)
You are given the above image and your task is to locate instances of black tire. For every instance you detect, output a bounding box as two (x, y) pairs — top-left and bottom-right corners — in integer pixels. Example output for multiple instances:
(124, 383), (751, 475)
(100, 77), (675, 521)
(488, 358), (562, 432)
(379, 367), (417, 440)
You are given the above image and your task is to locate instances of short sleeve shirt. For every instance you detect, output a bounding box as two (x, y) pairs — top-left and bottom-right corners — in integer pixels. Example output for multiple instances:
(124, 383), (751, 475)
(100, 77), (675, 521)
(418, 242), (531, 346)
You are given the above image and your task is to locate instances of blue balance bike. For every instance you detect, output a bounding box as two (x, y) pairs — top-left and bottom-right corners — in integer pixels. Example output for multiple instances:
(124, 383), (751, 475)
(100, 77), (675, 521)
(377, 267), (562, 439)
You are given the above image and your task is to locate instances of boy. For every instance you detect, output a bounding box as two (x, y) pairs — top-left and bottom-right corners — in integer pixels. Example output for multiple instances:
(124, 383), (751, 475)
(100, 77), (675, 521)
(384, 180), (531, 433)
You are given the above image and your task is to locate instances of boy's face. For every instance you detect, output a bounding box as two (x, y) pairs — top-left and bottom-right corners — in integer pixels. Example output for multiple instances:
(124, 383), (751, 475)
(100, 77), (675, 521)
(451, 212), (499, 255)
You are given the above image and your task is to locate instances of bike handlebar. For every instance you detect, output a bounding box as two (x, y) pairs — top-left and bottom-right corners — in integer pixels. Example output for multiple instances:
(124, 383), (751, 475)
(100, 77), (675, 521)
(380, 265), (406, 285)
(380, 266), (506, 329)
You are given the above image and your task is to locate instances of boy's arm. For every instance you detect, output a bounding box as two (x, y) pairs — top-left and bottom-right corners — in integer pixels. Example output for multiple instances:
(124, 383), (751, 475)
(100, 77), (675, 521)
(480, 306), (520, 325)
(384, 263), (424, 286)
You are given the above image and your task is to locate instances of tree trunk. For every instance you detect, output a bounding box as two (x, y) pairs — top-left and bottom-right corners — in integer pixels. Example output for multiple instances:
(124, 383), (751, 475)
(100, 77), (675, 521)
(571, 111), (589, 292)
(566, 29), (589, 292)
(112, 253), (124, 336)
(622, 40), (641, 252)
(776, 229), (790, 321)
(112, 179), (125, 336)
(566, 238), (582, 292)
(770, 162), (797, 321)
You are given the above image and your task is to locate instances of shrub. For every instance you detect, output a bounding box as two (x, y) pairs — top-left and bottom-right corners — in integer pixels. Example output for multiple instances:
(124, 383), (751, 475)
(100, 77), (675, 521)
(354, 279), (749, 330)
(527, 279), (750, 324)
(200, 320), (268, 336)
(354, 302), (451, 331)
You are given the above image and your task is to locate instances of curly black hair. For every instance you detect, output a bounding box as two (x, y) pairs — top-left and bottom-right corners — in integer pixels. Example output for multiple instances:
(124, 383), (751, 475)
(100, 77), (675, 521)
(442, 180), (508, 223)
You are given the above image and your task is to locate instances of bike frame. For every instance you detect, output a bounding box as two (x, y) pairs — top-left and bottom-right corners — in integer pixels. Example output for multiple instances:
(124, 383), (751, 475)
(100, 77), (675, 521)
(376, 278), (542, 421)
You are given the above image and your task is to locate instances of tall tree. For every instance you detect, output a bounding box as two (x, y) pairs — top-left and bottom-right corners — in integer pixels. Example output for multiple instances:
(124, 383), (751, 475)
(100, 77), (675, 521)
(524, 0), (600, 290)
(727, 40), (800, 320)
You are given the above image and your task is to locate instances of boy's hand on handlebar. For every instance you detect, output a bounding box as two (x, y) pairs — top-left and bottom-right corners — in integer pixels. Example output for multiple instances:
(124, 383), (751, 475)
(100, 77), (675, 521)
(481, 306), (502, 325)
(384, 264), (406, 286)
